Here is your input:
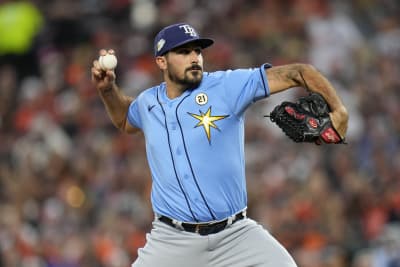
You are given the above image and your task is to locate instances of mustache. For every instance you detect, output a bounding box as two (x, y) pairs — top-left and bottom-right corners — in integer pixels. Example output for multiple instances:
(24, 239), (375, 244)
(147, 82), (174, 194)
(186, 65), (202, 71)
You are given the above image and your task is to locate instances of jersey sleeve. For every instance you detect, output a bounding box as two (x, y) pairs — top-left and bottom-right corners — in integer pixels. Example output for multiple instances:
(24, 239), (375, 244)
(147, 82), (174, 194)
(223, 63), (272, 116)
(127, 98), (142, 129)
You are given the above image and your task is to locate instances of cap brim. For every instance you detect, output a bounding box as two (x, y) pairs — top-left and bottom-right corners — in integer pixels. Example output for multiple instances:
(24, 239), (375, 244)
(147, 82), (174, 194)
(192, 38), (214, 49)
(168, 38), (214, 53)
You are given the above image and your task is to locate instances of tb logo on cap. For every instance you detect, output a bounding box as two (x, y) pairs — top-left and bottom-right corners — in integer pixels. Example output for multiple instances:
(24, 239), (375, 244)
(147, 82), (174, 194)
(179, 24), (198, 37)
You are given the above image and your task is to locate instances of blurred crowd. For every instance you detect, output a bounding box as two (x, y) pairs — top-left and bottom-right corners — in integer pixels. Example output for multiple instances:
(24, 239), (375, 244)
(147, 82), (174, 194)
(0, 0), (400, 266)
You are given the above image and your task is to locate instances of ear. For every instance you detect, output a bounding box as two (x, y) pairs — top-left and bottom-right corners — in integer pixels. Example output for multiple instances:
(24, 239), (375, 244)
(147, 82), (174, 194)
(155, 56), (167, 70)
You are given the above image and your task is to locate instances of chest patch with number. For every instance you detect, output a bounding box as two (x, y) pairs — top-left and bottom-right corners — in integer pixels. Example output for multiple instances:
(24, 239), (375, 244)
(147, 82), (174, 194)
(195, 93), (208, 105)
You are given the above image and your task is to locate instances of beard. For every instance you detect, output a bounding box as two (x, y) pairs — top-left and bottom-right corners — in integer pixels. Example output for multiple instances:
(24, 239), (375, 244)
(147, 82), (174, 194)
(167, 63), (203, 90)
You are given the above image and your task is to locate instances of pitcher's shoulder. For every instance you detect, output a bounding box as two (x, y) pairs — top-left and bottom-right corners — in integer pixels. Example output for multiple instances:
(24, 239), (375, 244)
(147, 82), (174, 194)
(136, 83), (164, 100)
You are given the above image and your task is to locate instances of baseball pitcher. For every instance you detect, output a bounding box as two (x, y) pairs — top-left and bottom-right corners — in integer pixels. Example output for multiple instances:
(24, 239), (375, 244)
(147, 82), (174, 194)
(91, 23), (348, 267)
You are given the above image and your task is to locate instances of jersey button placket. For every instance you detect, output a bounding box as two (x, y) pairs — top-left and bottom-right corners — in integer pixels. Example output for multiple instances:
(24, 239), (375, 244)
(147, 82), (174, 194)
(171, 122), (177, 130)
(174, 94), (211, 220)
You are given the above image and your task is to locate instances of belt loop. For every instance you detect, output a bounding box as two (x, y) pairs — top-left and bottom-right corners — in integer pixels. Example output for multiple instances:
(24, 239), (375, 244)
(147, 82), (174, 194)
(172, 219), (184, 230)
(227, 214), (235, 226)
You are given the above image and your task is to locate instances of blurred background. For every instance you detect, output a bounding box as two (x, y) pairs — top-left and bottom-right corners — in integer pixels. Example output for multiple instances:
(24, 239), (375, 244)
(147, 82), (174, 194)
(0, 0), (399, 266)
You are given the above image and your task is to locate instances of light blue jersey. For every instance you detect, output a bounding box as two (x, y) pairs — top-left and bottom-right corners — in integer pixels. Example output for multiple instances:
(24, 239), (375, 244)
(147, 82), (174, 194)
(128, 63), (271, 222)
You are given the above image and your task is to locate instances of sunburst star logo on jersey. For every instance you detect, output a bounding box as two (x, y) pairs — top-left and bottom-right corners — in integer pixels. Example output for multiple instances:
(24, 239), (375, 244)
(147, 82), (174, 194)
(188, 107), (229, 143)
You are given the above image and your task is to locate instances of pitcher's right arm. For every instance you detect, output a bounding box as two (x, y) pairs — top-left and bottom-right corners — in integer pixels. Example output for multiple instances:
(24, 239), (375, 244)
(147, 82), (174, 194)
(91, 49), (139, 134)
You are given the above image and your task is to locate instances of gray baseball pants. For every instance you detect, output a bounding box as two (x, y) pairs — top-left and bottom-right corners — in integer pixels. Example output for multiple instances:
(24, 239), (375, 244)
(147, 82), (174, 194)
(131, 217), (298, 267)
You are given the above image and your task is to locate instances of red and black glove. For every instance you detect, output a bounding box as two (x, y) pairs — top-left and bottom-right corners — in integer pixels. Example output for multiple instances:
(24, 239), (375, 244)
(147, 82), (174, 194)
(268, 93), (345, 144)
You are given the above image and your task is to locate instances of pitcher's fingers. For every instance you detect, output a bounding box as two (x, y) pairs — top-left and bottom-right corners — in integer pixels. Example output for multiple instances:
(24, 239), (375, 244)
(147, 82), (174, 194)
(107, 49), (115, 55)
(94, 60), (108, 73)
(93, 60), (102, 70)
(99, 49), (107, 56)
(105, 70), (116, 81)
(91, 68), (101, 80)
(91, 67), (103, 80)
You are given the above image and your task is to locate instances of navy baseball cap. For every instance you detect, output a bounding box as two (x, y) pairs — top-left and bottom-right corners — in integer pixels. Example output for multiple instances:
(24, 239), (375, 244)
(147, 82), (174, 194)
(154, 23), (214, 57)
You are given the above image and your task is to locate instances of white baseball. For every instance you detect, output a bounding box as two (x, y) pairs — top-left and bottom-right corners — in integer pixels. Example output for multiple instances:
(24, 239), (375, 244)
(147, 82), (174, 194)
(98, 54), (118, 70)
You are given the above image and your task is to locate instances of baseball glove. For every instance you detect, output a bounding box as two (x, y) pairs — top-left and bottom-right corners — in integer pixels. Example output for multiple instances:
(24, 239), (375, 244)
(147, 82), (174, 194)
(267, 93), (345, 144)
